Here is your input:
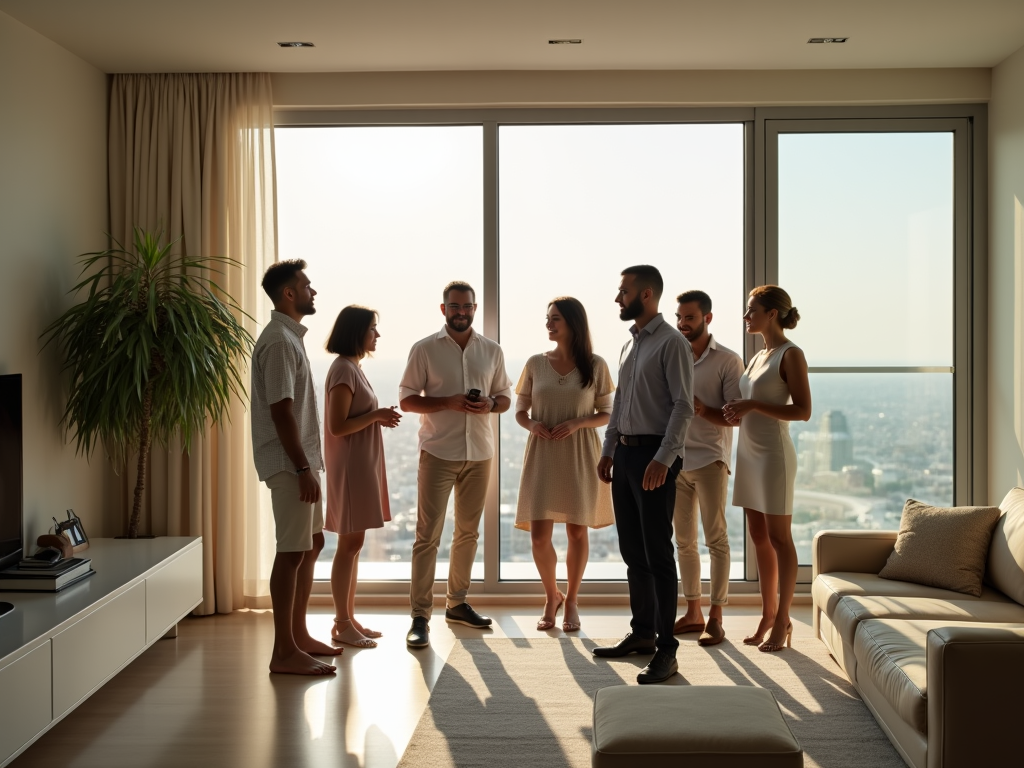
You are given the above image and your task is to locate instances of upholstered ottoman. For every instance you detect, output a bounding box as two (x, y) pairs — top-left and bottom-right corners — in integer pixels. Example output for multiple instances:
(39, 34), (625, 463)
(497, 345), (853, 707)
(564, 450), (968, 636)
(592, 685), (803, 767)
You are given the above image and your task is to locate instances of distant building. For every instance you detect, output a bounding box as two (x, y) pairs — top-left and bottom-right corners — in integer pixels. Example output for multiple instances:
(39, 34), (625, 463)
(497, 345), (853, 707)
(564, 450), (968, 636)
(799, 409), (855, 475)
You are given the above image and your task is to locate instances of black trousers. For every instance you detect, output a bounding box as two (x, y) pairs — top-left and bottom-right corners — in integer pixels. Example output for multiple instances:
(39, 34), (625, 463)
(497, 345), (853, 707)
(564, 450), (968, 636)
(612, 443), (682, 654)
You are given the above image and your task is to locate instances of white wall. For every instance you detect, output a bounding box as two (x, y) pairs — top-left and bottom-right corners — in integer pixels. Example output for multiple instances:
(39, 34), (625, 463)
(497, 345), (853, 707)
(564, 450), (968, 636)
(988, 44), (1024, 501)
(0, 11), (116, 542)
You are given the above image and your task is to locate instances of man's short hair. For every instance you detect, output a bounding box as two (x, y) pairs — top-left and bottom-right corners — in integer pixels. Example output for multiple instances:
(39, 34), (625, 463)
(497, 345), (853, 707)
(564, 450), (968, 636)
(621, 265), (664, 300)
(262, 259), (307, 304)
(676, 289), (712, 315)
(443, 280), (476, 303)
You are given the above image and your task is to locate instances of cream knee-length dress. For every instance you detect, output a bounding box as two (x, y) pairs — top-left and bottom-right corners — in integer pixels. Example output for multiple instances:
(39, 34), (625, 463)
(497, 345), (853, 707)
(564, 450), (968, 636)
(514, 354), (615, 530)
(732, 341), (799, 516)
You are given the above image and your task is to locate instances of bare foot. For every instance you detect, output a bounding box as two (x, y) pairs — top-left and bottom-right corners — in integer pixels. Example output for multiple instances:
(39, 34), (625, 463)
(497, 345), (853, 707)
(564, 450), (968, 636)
(298, 635), (345, 656)
(269, 650), (337, 676)
(743, 614), (775, 645)
(562, 599), (580, 632)
(351, 618), (383, 639)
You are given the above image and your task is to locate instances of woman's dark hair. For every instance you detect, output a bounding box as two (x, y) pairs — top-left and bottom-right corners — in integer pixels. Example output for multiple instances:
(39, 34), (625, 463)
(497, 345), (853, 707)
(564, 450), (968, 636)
(550, 296), (596, 389)
(326, 305), (377, 358)
(749, 285), (800, 330)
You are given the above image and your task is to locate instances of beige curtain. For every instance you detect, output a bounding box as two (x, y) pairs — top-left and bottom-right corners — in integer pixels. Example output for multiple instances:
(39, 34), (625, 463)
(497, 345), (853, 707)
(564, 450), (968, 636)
(108, 73), (277, 613)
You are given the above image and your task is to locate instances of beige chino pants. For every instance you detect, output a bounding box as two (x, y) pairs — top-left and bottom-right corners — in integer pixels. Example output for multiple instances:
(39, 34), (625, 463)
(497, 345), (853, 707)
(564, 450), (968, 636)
(410, 451), (492, 619)
(673, 460), (731, 606)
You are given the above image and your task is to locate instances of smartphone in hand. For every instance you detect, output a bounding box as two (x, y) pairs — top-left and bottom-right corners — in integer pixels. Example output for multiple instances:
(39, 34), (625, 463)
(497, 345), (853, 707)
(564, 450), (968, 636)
(467, 388), (481, 402)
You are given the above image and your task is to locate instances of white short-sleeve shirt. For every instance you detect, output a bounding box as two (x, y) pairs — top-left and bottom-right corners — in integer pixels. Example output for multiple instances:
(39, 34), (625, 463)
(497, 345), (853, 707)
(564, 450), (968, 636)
(399, 326), (513, 462)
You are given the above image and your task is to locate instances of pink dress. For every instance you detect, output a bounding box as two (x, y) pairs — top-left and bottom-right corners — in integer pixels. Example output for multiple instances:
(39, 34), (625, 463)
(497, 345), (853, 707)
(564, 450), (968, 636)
(324, 358), (391, 534)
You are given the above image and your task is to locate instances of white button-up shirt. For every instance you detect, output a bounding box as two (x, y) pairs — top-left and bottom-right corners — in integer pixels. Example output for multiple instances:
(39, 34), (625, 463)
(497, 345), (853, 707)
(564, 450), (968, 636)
(684, 335), (744, 472)
(399, 326), (513, 462)
(250, 311), (324, 482)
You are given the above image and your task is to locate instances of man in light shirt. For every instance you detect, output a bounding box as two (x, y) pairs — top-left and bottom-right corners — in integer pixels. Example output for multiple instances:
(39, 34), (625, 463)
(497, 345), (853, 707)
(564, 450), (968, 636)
(671, 290), (744, 646)
(594, 265), (694, 684)
(250, 260), (341, 676)
(400, 281), (513, 648)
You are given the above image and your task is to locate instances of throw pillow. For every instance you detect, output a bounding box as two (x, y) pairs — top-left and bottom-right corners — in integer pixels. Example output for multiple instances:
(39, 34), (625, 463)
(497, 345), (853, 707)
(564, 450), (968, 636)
(879, 499), (1001, 597)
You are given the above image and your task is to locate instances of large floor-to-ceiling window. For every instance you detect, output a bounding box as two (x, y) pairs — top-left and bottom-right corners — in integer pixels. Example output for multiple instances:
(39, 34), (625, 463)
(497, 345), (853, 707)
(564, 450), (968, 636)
(270, 106), (979, 592)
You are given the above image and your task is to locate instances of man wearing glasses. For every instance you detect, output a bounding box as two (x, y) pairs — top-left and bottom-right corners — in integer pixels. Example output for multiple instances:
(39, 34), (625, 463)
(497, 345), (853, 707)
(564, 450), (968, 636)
(400, 281), (513, 648)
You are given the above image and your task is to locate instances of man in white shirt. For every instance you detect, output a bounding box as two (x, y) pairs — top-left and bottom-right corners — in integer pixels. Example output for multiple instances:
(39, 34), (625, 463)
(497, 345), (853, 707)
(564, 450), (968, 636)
(251, 260), (341, 675)
(399, 281), (513, 648)
(671, 290), (744, 646)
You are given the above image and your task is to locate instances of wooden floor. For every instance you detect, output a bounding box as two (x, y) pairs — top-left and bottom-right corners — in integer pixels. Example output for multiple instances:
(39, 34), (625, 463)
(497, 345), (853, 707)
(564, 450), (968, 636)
(10, 603), (815, 768)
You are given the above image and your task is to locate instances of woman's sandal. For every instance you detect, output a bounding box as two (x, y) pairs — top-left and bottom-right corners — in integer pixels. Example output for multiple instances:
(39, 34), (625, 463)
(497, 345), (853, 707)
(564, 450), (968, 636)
(758, 623), (793, 653)
(332, 618), (378, 648)
(561, 599), (580, 632)
(537, 592), (564, 631)
(353, 622), (383, 639)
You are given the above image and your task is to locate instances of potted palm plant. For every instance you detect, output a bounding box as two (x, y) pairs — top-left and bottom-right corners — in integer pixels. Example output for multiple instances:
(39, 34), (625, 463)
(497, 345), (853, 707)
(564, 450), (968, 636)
(42, 228), (254, 538)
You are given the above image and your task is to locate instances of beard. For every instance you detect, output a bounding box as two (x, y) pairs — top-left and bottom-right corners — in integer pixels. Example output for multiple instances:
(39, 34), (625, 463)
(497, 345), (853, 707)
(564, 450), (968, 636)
(446, 313), (473, 332)
(618, 294), (645, 322)
(296, 298), (316, 316)
(680, 318), (705, 342)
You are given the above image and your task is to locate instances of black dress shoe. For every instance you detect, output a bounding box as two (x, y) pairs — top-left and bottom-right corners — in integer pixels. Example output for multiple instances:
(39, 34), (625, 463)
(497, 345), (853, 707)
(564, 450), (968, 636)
(592, 632), (657, 658)
(637, 650), (679, 684)
(445, 602), (492, 628)
(406, 616), (430, 648)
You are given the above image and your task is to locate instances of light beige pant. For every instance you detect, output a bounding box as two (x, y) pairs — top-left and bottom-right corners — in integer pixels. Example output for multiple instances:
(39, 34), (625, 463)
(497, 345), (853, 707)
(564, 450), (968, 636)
(673, 460), (731, 606)
(410, 451), (492, 619)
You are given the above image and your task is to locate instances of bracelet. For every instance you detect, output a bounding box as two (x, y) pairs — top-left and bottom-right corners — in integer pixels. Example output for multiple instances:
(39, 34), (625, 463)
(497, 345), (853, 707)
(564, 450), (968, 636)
(296, 466), (310, 475)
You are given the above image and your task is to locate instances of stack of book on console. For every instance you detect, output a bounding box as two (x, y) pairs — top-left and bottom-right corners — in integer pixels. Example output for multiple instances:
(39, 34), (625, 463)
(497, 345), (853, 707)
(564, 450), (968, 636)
(0, 557), (95, 592)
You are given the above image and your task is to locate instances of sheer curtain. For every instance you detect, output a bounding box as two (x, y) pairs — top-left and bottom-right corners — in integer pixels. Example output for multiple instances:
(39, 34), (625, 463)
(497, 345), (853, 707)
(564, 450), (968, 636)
(108, 73), (277, 613)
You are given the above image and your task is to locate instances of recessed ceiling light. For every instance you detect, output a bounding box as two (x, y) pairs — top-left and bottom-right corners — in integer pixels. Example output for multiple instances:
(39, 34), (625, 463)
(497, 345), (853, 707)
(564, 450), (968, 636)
(277, 41), (315, 48)
(807, 37), (848, 44)
(549, 39), (583, 45)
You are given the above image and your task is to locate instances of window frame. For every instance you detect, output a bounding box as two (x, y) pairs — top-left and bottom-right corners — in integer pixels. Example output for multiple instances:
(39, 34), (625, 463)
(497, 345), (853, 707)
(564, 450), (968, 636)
(274, 103), (986, 597)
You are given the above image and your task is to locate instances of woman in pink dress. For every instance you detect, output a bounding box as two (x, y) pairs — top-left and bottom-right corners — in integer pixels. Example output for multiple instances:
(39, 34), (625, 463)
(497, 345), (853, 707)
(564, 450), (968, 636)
(324, 306), (401, 648)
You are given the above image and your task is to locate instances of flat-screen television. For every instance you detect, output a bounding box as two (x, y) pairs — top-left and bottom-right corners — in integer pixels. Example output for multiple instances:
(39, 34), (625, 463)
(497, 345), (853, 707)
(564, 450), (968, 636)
(0, 374), (23, 573)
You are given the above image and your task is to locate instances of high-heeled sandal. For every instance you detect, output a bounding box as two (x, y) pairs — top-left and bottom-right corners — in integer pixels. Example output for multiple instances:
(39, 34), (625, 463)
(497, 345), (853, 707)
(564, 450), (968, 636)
(332, 618), (378, 648)
(743, 617), (775, 645)
(536, 592), (564, 631)
(758, 623), (793, 653)
(562, 599), (580, 632)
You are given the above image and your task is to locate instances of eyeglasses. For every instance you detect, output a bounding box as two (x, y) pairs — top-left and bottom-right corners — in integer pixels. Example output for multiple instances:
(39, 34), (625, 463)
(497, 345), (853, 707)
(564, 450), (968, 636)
(446, 304), (476, 312)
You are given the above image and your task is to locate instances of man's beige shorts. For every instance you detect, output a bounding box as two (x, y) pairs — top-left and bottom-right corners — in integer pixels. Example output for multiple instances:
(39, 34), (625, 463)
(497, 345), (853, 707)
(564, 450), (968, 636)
(266, 470), (324, 552)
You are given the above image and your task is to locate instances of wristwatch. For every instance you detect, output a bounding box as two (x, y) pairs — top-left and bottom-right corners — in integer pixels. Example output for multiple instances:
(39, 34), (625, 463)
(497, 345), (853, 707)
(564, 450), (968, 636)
(488, 395), (498, 410)
(296, 466), (310, 475)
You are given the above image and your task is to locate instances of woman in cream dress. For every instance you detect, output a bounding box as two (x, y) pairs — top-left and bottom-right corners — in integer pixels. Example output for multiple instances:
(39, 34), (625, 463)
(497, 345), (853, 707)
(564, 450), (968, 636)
(724, 286), (811, 653)
(515, 297), (614, 632)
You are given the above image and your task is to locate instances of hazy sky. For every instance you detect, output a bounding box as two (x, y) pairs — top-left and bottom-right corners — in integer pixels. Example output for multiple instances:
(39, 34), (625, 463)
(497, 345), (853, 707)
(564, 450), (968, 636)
(275, 124), (953, 375)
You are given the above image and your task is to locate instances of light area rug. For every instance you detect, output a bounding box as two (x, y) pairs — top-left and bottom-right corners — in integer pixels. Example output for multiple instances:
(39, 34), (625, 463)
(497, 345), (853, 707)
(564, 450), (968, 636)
(396, 637), (906, 768)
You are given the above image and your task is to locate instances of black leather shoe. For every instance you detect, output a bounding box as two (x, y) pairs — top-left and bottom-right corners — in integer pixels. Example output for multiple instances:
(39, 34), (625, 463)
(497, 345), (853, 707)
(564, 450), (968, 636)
(445, 602), (492, 628)
(591, 632), (657, 658)
(406, 616), (430, 648)
(637, 650), (679, 684)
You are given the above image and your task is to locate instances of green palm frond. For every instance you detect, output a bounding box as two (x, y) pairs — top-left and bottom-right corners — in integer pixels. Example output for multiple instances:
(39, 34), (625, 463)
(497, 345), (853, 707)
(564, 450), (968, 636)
(40, 228), (255, 537)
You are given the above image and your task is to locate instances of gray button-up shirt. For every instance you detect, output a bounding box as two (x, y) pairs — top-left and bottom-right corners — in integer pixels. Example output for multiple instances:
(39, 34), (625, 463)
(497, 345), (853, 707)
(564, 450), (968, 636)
(250, 310), (324, 482)
(602, 313), (695, 467)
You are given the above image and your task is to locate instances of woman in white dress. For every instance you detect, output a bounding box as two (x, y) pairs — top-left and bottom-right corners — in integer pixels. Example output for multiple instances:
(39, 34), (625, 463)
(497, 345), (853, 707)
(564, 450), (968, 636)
(723, 286), (811, 653)
(515, 297), (615, 632)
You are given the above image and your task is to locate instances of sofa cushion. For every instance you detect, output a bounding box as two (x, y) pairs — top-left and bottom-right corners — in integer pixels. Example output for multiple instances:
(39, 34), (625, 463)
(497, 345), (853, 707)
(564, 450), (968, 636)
(854, 619), (931, 734)
(879, 499), (1001, 597)
(832, 594), (1024, 648)
(988, 488), (1024, 605)
(813, 571), (1007, 618)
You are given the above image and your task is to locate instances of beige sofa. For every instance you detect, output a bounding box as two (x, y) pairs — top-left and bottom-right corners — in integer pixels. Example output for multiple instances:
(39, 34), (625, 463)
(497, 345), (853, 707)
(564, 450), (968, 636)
(812, 487), (1024, 768)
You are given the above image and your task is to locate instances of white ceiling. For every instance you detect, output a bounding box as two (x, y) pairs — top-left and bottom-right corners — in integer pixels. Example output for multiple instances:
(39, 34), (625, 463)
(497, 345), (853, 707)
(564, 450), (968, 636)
(2, 0), (1024, 74)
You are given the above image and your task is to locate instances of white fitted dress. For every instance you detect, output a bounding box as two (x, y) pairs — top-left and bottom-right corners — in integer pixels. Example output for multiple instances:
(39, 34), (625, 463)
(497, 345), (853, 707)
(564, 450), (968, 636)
(732, 341), (799, 516)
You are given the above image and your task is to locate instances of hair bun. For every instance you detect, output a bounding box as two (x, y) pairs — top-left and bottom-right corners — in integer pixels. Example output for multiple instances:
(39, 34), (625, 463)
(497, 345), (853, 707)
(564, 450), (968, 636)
(784, 306), (801, 330)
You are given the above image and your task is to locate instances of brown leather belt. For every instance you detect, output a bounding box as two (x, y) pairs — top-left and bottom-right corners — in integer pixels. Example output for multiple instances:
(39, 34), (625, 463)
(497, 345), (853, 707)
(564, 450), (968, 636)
(618, 435), (663, 447)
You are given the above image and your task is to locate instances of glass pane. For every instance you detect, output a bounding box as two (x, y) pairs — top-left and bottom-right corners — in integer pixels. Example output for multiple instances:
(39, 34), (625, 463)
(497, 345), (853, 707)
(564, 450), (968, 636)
(778, 132), (953, 366)
(498, 124), (745, 581)
(790, 373), (953, 564)
(275, 126), (484, 580)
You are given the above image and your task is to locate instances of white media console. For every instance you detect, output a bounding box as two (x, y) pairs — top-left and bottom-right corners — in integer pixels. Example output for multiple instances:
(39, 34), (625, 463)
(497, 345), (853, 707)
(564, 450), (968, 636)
(0, 537), (203, 766)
